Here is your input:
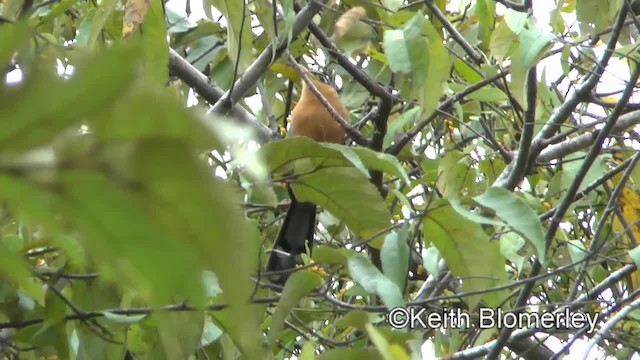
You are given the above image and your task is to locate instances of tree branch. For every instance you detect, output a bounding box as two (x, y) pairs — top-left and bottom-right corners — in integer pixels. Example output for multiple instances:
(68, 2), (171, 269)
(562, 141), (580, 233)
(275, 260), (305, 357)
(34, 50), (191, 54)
(208, 0), (327, 115)
(168, 48), (272, 142)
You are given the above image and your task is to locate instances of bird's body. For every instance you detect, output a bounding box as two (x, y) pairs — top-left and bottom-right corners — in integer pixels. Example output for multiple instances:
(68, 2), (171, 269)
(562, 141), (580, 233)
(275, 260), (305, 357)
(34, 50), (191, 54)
(266, 78), (347, 284)
(290, 80), (348, 141)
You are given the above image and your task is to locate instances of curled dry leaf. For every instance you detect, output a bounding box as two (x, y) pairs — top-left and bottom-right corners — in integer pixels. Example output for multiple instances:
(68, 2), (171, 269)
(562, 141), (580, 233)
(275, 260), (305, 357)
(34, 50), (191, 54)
(123, 0), (151, 38)
(333, 6), (367, 40)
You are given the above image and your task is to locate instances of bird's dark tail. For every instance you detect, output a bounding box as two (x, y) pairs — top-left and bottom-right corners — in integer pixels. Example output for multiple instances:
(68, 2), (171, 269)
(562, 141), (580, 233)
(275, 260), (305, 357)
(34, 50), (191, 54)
(266, 186), (317, 284)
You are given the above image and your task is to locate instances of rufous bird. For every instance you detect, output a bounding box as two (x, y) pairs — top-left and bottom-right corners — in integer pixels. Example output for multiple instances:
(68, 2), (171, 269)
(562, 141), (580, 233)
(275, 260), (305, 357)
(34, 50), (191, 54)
(266, 77), (348, 284)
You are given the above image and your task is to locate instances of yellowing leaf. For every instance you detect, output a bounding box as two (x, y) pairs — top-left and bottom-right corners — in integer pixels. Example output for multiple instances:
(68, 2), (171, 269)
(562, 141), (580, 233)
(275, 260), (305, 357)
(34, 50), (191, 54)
(612, 186), (640, 290)
(123, 0), (150, 37)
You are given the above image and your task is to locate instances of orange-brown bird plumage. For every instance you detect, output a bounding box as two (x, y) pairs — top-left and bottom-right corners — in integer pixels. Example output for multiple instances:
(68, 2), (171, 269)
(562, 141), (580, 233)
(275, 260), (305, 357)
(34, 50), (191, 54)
(290, 80), (347, 143)
(267, 79), (348, 284)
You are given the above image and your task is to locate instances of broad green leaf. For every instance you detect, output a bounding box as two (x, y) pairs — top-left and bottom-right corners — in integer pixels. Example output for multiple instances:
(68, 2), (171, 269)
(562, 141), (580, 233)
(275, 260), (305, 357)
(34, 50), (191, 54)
(449, 84), (508, 102)
(0, 239), (40, 299)
(317, 347), (383, 360)
(259, 137), (344, 173)
(336, 310), (370, 329)
(576, 0), (613, 35)
(101, 312), (147, 325)
(422, 246), (440, 278)
(474, 187), (546, 264)
(58, 170), (205, 305)
(312, 245), (354, 266)
(292, 166), (391, 241)
(300, 342), (316, 360)
(139, 0), (169, 84)
(423, 201), (507, 307)
(418, 18), (449, 115)
(0, 43), (139, 151)
(383, 12), (428, 88)
(349, 146), (410, 184)
(155, 311), (205, 359)
(449, 199), (506, 226)
(518, 25), (554, 70)
(381, 0), (402, 12)
(347, 254), (404, 310)
(211, 0), (253, 72)
(436, 151), (472, 199)
(0, 22), (29, 69)
(131, 141), (263, 358)
(489, 19), (517, 61)
(77, 0), (118, 48)
(185, 35), (226, 72)
(385, 107), (421, 148)
(165, 1), (198, 34)
(268, 271), (323, 343)
(561, 153), (608, 192)
(93, 82), (220, 149)
(475, 0), (495, 46)
(499, 232), (525, 272)
(567, 240), (587, 264)
(504, 8), (528, 35)
(380, 228), (410, 292)
(366, 323), (393, 360)
(200, 321), (223, 347)
(324, 143), (370, 178)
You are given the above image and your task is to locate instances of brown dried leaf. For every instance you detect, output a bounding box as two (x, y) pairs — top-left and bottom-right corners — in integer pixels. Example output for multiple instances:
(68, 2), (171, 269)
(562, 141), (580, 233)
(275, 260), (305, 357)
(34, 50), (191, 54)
(122, 0), (151, 38)
(333, 6), (367, 40)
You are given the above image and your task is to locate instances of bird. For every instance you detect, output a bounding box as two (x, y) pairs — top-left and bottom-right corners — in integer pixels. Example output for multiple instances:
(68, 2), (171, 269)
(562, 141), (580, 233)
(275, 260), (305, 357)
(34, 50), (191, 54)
(266, 76), (348, 284)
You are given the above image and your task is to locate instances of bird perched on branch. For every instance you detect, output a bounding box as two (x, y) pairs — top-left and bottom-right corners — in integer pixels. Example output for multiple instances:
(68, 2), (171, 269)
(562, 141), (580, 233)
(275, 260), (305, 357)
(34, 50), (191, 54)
(266, 76), (348, 284)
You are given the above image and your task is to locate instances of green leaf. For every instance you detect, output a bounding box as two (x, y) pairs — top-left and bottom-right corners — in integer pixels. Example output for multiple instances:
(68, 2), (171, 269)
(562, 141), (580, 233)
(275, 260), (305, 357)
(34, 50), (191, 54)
(131, 141), (263, 357)
(0, 22), (29, 69)
(489, 19), (517, 61)
(474, 187), (546, 264)
(349, 147), (410, 184)
(381, 0), (402, 12)
(259, 137), (344, 173)
(423, 200), (507, 307)
(211, 0), (253, 72)
(422, 246), (440, 278)
(347, 254), (404, 310)
(418, 19), (449, 115)
(449, 84), (508, 102)
(504, 8), (528, 35)
(292, 167), (391, 241)
(336, 310), (370, 330)
(436, 151), (472, 199)
(518, 25), (554, 70)
(567, 240), (587, 264)
(59, 169), (205, 304)
(576, 0), (613, 35)
(139, 0), (169, 84)
(261, 137), (409, 184)
(449, 199), (506, 226)
(77, 0), (118, 48)
(101, 312), (147, 325)
(499, 232), (525, 272)
(383, 12), (429, 88)
(0, 43), (139, 151)
(475, 0), (495, 46)
(185, 35), (225, 72)
(366, 323), (393, 360)
(384, 107), (421, 148)
(317, 347), (383, 360)
(380, 228), (410, 292)
(268, 271), (323, 343)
